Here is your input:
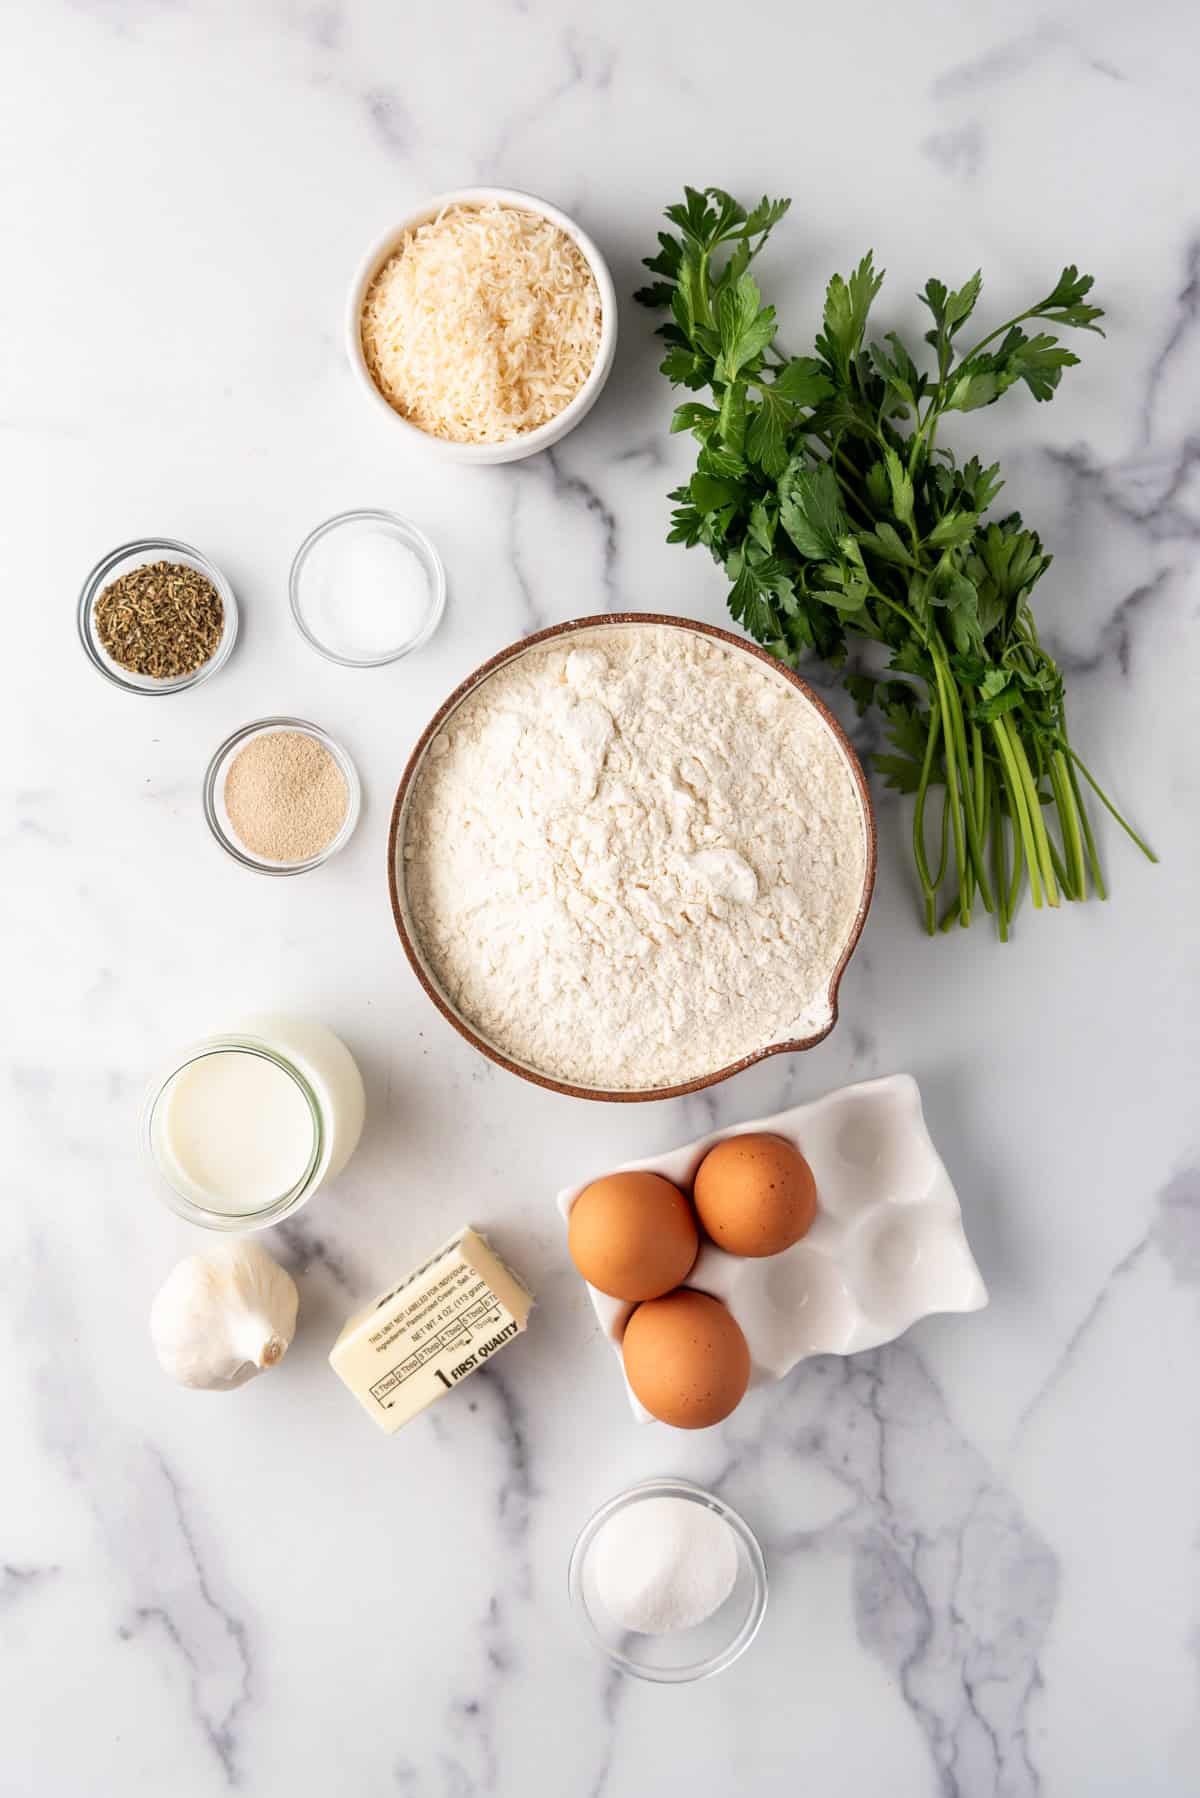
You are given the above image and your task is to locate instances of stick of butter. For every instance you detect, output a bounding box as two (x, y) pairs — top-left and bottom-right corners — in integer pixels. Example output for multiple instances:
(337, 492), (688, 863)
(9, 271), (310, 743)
(329, 1227), (532, 1434)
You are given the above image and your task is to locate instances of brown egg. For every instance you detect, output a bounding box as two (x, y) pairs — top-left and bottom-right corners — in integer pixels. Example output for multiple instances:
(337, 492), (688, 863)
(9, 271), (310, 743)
(692, 1132), (817, 1257)
(568, 1172), (699, 1302)
(622, 1289), (751, 1429)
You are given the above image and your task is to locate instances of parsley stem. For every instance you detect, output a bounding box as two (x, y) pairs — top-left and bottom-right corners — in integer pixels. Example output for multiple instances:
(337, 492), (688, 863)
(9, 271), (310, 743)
(928, 643), (970, 921)
(970, 724), (995, 913)
(813, 434), (877, 527)
(1009, 725), (1060, 906)
(996, 749), (1027, 921)
(991, 767), (1010, 941)
(1045, 829), (1073, 898)
(832, 466), (876, 530)
(1008, 816), (1025, 917)
(955, 304), (1045, 371)
(1065, 751), (1107, 898)
(1051, 750), (1086, 898)
(932, 637), (995, 913)
(992, 717), (1044, 908)
(865, 583), (922, 636)
(912, 697), (944, 933)
(696, 249), (715, 330)
(934, 784), (951, 889)
(1065, 749), (1158, 862)
(979, 744), (995, 907)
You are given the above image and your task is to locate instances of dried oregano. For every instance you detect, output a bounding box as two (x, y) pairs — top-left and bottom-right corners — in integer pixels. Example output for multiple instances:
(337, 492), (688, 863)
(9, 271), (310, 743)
(94, 560), (224, 679)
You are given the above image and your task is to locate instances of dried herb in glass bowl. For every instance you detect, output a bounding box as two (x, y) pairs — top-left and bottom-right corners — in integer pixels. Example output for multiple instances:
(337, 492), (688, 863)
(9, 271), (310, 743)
(94, 560), (224, 680)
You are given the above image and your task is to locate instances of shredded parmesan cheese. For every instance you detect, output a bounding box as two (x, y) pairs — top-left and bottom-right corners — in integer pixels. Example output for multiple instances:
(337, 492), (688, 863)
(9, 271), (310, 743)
(361, 204), (603, 444)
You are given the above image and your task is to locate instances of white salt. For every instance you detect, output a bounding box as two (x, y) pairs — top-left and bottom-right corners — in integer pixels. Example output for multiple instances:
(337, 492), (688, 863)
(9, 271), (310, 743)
(590, 1495), (739, 1635)
(301, 523), (431, 660)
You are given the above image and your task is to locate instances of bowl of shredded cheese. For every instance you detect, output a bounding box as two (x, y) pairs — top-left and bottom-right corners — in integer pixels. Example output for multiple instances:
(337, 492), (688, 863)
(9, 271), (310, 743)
(347, 188), (616, 463)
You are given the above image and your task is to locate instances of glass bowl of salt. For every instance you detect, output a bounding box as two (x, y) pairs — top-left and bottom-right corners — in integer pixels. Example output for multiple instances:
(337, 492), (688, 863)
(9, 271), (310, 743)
(568, 1478), (767, 1683)
(289, 509), (445, 667)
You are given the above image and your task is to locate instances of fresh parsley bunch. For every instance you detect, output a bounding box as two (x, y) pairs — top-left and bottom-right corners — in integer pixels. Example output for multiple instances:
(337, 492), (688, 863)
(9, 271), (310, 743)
(636, 187), (1153, 938)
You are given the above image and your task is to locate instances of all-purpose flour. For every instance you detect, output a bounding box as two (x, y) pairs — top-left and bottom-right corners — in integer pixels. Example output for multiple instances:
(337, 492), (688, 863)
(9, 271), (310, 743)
(402, 626), (867, 1090)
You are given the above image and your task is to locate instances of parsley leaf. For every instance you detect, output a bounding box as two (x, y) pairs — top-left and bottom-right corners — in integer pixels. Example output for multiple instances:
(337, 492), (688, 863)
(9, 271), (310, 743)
(746, 386), (792, 477)
(948, 328), (1082, 408)
(927, 510), (978, 548)
(717, 273), (777, 379)
(870, 332), (928, 414)
(661, 345), (711, 390)
(690, 470), (743, 512)
(1034, 266), (1105, 333)
(779, 460), (848, 560)
(671, 401), (720, 440)
(920, 270), (983, 377)
(860, 521), (917, 567)
(772, 357), (833, 406)
(883, 447), (915, 526)
(816, 253), (884, 384)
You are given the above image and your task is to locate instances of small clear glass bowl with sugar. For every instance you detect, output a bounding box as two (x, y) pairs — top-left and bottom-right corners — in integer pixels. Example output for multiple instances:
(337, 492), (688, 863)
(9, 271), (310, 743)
(568, 1479), (768, 1683)
(289, 509), (446, 667)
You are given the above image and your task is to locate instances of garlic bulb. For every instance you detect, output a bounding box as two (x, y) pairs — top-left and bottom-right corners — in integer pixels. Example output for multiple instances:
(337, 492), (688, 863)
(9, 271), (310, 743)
(150, 1240), (299, 1390)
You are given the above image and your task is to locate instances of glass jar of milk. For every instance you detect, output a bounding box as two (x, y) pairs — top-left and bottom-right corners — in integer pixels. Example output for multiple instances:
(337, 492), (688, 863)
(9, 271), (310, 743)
(143, 1017), (365, 1230)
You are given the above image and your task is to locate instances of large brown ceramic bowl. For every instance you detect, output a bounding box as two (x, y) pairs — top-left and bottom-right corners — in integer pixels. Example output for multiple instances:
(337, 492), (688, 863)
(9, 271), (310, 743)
(388, 615), (877, 1102)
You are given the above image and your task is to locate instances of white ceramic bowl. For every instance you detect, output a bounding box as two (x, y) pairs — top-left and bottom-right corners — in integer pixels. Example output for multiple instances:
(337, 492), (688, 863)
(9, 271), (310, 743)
(345, 187), (618, 465)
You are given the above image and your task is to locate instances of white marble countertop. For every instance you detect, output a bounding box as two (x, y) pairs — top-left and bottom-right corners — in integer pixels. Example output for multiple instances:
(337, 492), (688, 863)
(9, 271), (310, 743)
(4, 1), (1199, 1793)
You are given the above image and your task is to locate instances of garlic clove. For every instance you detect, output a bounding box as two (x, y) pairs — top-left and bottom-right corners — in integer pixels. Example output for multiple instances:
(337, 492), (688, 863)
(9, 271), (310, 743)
(150, 1240), (299, 1392)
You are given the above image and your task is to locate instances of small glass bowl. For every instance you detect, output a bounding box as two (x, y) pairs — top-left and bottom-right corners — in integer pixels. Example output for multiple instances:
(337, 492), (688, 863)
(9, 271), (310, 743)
(204, 716), (362, 875)
(289, 509), (445, 666)
(568, 1479), (768, 1684)
(78, 537), (238, 694)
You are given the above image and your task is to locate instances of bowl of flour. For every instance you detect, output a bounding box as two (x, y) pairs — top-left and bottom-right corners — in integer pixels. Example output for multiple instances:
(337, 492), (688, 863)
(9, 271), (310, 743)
(389, 616), (876, 1099)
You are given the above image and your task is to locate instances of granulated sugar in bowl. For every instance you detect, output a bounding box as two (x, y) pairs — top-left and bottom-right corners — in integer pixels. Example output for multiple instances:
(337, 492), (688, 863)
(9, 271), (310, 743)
(569, 1479), (768, 1683)
(588, 1492), (739, 1634)
(204, 718), (361, 875)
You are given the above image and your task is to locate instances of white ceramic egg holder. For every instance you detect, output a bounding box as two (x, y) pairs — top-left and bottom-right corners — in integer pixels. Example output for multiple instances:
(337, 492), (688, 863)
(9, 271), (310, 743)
(556, 1073), (987, 1421)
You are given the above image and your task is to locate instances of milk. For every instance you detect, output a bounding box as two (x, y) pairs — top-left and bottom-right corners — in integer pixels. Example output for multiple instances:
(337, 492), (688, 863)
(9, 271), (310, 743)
(155, 1051), (316, 1215)
(148, 1017), (366, 1225)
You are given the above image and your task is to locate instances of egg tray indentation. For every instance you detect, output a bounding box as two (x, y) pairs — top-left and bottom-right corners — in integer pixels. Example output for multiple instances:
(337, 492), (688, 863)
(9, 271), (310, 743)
(555, 1073), (988, 1422)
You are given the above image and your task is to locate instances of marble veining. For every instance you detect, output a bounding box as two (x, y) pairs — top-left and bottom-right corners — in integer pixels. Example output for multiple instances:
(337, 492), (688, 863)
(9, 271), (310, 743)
(1047, 565), (1175, 679)
(479, 28), (616, 181)
(1017, 1164), (1200, 1441)
(1141, 241), (1200, 449)
(117, 1450), (254, 1786)
(507, 449), (622, 633)
(0, 1563), (62, 1612)
(697, 1345), (1059, 1798)
(365, 89), (413, 160)
(929, 25), (1127, 101)
(4, 0), (1199, 1794)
